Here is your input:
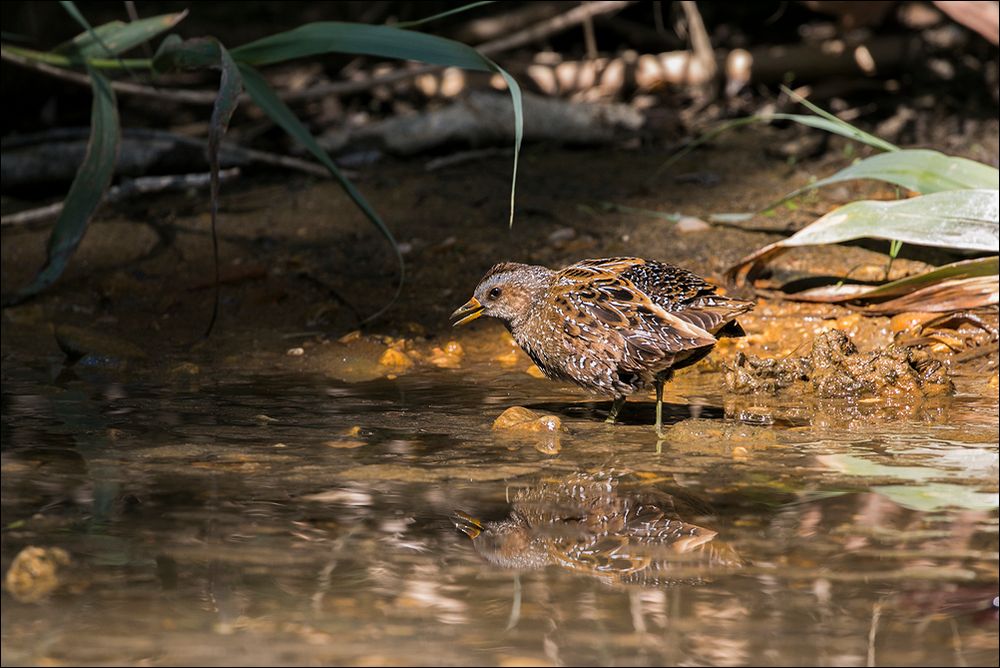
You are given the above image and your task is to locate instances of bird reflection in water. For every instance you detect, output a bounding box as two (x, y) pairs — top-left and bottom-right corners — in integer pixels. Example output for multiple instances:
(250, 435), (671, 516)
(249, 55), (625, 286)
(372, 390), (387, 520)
(454, 471), (741, 588)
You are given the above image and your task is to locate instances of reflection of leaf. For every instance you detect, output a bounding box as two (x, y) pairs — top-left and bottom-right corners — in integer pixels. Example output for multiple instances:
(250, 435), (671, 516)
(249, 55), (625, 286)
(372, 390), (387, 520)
(726, 189), (1000, 286)
(874, 484), (999, 512)
(818, 455), (1000, 511)
(776, 149), (1000, 205)
(817, 454), (937, 481)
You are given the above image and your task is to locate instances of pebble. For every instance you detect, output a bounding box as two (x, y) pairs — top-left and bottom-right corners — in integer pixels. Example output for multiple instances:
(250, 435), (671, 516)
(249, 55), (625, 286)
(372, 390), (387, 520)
(379, 347), (414, 370)
(492, 406), (562, 433)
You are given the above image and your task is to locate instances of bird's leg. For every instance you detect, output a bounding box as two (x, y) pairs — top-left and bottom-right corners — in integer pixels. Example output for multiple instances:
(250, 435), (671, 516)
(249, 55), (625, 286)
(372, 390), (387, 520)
(654, 380), (664, 437)
(605, 397), (626, 424)
(654, 371), (672, 438)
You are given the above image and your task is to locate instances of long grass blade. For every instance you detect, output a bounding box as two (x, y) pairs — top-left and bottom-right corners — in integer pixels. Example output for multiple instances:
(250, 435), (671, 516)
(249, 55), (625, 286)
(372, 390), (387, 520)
(7, 67), (119, 304)
(231, 22), (523, 226)
(59, 1), (116, 58)
(394, 2), (495, 29)
(780, 84), (898, 152)
(54, 11), (188, 58)
(205, 45), (243, 336)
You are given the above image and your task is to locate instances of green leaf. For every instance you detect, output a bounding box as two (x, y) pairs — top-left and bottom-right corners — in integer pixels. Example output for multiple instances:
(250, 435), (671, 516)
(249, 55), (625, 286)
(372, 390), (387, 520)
(152, 36), (226, 72)
(778, 189), (998, 252)
(776, 149), (999, 207)
(58, 1), (113, 58)
(8, 67), (119, 304)
(233, 22), (496, 68)
(238, 63), (403, 322)
(230, 21), (523, 226)
(767, 113), (899, 153)
(779, 85), (898, 153)
(207, 44), (244, 336)
(726, 189), (999, 285)
(54, 11), (188, 58)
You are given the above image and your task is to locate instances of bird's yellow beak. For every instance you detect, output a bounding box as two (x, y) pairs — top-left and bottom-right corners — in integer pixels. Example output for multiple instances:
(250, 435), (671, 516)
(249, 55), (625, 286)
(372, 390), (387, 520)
(450, 297), (484, 327)
(453, 511), (484, 539)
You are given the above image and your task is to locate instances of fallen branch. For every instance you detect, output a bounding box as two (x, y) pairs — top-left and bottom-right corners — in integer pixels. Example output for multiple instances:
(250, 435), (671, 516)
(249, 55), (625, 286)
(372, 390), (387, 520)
(2, 127), (334, 188)
(319, 90), (644, 156)
(1, 168), (241, 227)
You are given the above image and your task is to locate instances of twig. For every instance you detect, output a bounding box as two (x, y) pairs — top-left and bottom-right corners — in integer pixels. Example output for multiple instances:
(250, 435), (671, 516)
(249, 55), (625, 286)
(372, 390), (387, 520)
(679, 1), (717, 84)
(3, 127), (335, 186)
(425, 147), (512, 171)
(477, 1), (633, 58)
(1, 45), (219, 104)
(1, 169), (241, 227)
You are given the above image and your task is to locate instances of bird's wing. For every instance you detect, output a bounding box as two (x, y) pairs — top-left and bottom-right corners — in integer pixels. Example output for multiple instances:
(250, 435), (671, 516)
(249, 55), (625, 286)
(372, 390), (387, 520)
(551, 260), (717, 372)
(563, 257), (754, 336)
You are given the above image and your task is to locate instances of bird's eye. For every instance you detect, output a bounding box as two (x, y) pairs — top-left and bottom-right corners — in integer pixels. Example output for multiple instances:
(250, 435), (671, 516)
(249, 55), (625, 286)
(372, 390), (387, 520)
(488, 287), (502, 300)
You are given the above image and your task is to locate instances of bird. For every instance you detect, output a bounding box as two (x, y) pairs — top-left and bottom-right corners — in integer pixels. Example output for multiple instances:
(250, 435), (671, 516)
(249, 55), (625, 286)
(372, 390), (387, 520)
(453, 471), (742, 587)
(450, 257), (754, 436)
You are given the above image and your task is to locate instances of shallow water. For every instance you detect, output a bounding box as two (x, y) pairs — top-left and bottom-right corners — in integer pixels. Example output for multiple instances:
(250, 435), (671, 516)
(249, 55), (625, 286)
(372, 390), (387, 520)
(2, 346), (998, 667)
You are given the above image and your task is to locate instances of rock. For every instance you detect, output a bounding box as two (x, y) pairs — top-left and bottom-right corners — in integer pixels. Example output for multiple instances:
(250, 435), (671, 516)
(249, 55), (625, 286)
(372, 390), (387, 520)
(890, 312), (938, 335)
(493, 349), (521, 366)
(429, 340), (464, 368)
(5, 546), (73, 603)
(286, 347), (305, 356)
(170, 362), (201, 375)
(547, 226), (577, 244)
(492, 406), (562, 433)
(325, 425), (366, 448)
(675, 216), (711, 233)
(725, 329), (954, 399)
(379, 347), (414, 370)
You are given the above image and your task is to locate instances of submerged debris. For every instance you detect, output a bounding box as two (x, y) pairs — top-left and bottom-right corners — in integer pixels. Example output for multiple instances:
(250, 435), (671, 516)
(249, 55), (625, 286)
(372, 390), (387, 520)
(726, 329), (954, 398)
(4, 546), (75, 603)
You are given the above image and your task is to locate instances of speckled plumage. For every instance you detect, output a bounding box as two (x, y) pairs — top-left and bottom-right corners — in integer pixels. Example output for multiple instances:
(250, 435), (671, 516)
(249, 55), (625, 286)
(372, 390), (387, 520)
(452, 257), (754, 432)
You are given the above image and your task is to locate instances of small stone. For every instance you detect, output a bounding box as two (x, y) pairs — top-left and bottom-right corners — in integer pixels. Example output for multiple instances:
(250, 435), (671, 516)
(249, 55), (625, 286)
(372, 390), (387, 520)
(429, 340), (464, 368)
(547, 227), (577, 244)
(379, 348), (413, 370)
(170, 362), (201, 375)
(493, 350), (520, 366)
(675, 216), (711, 233)
(492, 406), (562, 433)
(890, 312), (938, 334)
(338, 330), (362, 344)
(286, 347), (305, 356)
